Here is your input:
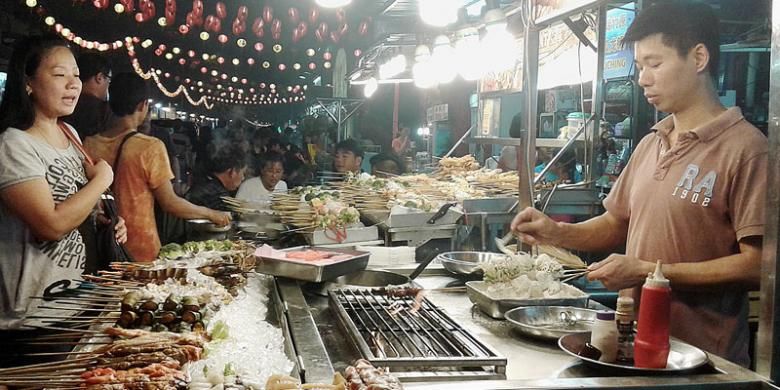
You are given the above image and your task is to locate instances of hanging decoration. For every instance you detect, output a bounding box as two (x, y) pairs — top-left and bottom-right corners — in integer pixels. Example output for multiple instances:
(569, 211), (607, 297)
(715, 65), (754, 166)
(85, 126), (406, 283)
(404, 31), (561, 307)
(131, 58), (215, 108)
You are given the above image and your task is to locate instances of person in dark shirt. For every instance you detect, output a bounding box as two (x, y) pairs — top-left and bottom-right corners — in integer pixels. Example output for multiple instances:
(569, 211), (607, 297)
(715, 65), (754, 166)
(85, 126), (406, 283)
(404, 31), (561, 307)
(370, 153), (405, 177)
(62, 53), (113, 139)
(187, 141), (247, 211)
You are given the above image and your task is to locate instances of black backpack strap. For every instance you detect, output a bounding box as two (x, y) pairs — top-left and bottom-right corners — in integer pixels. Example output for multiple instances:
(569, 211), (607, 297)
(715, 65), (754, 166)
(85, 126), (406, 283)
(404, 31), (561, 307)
(111, 131), (138, 189)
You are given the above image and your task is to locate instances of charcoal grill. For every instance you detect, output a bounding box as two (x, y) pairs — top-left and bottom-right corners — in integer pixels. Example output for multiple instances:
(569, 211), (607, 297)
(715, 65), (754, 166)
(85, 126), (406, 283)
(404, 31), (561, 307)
(329, 288), (507, 381)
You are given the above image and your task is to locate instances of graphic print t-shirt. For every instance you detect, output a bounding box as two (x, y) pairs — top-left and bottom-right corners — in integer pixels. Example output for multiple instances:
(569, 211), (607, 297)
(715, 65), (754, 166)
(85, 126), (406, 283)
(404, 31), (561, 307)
(0, 127), (88, 329)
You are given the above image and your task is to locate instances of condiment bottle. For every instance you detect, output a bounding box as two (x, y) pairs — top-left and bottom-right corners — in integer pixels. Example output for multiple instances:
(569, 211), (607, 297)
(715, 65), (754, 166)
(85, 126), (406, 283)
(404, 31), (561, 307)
(615, 296), (635, 363)
(591, 311), (618, 363)
(634, 261), (671, 368)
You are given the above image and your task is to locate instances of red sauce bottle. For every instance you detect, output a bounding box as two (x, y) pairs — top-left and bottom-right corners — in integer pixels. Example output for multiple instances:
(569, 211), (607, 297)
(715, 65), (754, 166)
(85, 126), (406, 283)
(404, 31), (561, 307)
(634, 261), (671, 369)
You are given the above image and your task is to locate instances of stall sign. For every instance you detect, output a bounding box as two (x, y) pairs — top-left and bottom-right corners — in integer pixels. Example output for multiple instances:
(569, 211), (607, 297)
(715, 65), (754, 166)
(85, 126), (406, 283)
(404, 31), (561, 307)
(537, 22), (597, 89)
(604, 3), (635, 79)
(479, 38), (524, 94)
(426, 104), (449, 123)
(534, 0), (602, 25)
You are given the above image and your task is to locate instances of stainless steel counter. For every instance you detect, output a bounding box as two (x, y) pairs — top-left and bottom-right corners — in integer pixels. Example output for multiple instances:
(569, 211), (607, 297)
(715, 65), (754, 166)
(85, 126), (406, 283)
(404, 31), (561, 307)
(276, 271), (778, 389)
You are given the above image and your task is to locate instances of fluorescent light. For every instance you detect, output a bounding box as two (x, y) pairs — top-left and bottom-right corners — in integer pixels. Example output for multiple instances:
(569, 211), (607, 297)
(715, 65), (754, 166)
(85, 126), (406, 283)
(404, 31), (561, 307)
(315, 0), (352, 8)
(363, 77), (378, 98)
(419, 0), (458, 27)
(379, 54), (407, 80)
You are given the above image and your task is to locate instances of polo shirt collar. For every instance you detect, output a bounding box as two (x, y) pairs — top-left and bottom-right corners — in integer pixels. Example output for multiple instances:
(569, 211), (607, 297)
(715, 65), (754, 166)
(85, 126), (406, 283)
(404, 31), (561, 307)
(651, 107), (745, 143)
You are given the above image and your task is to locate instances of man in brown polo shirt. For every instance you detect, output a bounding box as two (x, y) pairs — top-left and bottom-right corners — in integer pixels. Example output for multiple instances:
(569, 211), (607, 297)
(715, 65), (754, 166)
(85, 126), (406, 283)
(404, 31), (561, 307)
(511, 1), (766, 366)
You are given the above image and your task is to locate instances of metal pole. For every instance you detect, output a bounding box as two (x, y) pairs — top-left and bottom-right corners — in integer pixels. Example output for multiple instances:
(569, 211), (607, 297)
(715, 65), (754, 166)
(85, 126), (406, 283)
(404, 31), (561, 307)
(520, 21), (540, 213)
(757, 0), (780, 380)
(588, 4), (607, 182)
(443, 125), (475, 158)
(535, 116), (593, 184)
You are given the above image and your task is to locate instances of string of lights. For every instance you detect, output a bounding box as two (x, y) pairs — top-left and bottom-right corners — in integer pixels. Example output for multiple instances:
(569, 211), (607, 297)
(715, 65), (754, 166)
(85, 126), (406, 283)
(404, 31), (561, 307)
(131, 58), (215, 109)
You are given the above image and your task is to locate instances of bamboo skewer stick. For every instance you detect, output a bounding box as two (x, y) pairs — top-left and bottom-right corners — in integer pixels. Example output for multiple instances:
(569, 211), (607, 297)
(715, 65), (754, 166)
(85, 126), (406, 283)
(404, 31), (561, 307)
(36, 306), (119, 313)
(29, 296), (121, 303)
(27, 325), (102, 333)
(0, 357), (96, 374)
(81, 275), (144, 286)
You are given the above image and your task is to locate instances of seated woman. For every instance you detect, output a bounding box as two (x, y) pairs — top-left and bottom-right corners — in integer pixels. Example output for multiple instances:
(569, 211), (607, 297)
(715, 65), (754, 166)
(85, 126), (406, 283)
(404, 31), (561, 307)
(236, 152), (287, 205)
(187, 141), (247, 211)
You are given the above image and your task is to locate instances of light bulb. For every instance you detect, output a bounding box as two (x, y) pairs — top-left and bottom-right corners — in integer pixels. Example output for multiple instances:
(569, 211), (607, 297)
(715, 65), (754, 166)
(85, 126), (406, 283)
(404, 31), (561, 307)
(419, 0), (458, 27)
(314, 0), (352, 8)
(363, 77), (378, 98)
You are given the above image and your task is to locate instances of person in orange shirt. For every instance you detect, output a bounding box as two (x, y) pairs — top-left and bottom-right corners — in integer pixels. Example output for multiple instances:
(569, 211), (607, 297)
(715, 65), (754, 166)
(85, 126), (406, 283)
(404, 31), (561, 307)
(85, 73), (229, 262)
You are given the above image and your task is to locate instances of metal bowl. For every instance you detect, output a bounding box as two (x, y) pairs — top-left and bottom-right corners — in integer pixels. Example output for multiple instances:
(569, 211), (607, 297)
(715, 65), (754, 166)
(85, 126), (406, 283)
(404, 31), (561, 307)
(505, 306), (597, 341)
(437, 251), (509, 276)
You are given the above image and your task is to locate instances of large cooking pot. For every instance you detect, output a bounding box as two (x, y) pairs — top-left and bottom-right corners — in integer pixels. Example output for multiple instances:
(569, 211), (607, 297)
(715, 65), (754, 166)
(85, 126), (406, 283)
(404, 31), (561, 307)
(306, 269), (416, 297)
(186, 218), (231, 241)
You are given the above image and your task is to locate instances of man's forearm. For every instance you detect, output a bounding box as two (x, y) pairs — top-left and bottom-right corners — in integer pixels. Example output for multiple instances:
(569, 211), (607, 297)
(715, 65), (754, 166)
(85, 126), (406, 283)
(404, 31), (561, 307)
(163, 197), (213, 220)
(662, 242), (761, 291)
(557, 213), (628, 253)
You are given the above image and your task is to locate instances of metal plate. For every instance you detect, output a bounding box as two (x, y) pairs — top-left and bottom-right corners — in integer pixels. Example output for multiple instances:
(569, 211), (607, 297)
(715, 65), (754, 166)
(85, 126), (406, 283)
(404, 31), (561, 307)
(466, 281), (589, 319)
(559, 332), (710, 374)
(504, 306), (596, 341)
(255, 247), (370, 283)
(187, 218), (231, 232)
(437, 252), (508, 276)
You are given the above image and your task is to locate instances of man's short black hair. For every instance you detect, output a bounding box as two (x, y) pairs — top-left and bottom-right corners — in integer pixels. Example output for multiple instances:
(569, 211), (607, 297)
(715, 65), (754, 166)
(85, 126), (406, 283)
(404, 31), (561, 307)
(77, 52), (111, 81)
(623, 1), (720, 77)
(108, 72), (150, 117)
(207, 141), (247, 174)
(260, 151), (285, 171)
(370, 152), (405, 172)
(335, 138), (364, 158)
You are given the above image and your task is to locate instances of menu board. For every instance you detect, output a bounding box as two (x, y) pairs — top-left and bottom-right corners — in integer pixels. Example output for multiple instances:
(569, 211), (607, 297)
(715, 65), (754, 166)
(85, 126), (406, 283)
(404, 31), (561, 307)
(534, 0), (603, 25)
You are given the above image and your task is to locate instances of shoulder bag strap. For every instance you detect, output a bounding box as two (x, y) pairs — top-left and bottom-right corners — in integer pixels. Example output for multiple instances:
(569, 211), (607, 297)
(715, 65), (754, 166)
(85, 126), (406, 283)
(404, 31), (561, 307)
(111, 131), (138, 190)
(58, 122), (95, 165)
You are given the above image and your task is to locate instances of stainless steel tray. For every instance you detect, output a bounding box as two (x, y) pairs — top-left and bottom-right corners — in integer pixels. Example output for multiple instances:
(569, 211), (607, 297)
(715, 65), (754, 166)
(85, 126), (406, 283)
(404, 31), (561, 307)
(559, 332), (710, 374)
(504, 306), (596, 341)
(255, 247), (370, 283)
(305, 225), (379, 245)
(461, 197), (517, 213)
(466, 281), (589, 319)
(362, 208), (462, 228)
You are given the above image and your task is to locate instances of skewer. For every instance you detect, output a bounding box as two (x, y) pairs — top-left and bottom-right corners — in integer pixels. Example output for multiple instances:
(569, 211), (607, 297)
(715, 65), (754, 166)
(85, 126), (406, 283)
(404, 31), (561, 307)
(81, 275), (144, 286)
(29, 296), (121, 303)
(11, 333), (108, 342)
(15, 341), (110, 346)
(27, 325), (102, 333)
(40, 319), (117, 324)
(0, 357), (96, 374)
(19, 350), (100, 357)
(36, 305), (119, 313)
(560, 271), (589, 283)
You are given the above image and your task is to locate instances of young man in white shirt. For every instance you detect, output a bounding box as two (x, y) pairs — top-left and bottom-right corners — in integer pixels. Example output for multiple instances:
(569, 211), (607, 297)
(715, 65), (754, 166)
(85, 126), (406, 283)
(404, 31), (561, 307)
(236, 152), (287, 205)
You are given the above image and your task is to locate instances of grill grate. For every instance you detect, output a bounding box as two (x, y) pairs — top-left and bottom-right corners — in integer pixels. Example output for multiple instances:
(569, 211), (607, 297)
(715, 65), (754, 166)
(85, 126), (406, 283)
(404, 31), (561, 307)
(329, 288), (506, 381)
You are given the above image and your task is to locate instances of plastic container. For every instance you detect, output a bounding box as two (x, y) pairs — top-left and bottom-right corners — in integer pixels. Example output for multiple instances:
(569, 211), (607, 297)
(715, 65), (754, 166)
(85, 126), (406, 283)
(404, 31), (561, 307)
(634, 261), (671, 369)
(591, 311), (618, 363)
(615, 296), (635, 363)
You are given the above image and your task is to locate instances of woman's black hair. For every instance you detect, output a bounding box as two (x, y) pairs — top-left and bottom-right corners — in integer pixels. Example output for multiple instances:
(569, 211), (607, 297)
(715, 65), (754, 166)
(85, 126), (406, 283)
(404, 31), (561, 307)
(0, 35), (73, 133)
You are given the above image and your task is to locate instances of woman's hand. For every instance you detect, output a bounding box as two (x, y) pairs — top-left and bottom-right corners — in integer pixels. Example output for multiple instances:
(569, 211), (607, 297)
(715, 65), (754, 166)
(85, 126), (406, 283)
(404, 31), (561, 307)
(85, 159), (114, 189)
(114, 217), (128, 243)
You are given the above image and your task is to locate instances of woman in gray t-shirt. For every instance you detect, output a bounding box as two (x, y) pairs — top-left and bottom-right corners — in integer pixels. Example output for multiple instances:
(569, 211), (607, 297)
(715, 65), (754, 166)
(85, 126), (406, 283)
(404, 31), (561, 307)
(0, 36), (125, 332)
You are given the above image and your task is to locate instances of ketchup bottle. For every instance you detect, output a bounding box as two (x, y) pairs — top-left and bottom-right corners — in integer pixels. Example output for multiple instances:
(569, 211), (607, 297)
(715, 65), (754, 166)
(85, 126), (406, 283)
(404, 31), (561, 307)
(634, 261), (671, 369)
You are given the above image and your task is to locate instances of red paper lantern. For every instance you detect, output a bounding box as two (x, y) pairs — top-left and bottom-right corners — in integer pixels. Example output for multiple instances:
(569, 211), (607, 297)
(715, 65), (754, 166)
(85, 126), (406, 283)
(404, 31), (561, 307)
(232, 19), (244, 35)
(297, 21), (308, 36)
(121, 0), (135, 13)
(179, 58), (186, 65)
(188, 50), (196, 57)
(254, 42), (264, 52)
(179, 24), (190, 34)
(339, 23), (348, 36)
(200, 67), (208, 73)
(336, 8), (346, 23)
(192, 0), (203, 17)
(93, 0), (108, 9)
(330, 31), (340, 44)
(272, 31), (281, 41)
(262, 5), (273, 23)
(218, 34), (228, 43)
(165, 0), (176, 26)
(252, 17), (264, 37)
(237, 5), (248, 21)
(308, 62), (316, 70)
(288, 7), (300, 23)
(215, 1), (226, 19)
(217, 56), (225, 64)
(291, 28), (301, 43)
(185, 11), (195, 26)
(358, 20), (369, 36)
(308, 7), (318, 24)
(271, 18), (282, 34)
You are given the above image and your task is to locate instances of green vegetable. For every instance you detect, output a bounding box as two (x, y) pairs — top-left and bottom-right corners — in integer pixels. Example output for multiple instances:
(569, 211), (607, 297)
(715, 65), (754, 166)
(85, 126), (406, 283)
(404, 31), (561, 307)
(210, 320), (229, 341)
(224, 363), (236, 377)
